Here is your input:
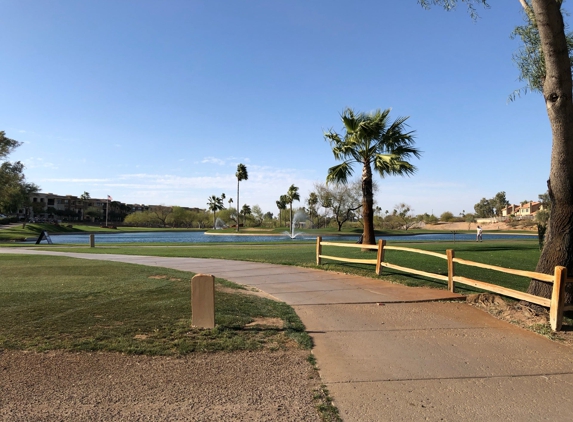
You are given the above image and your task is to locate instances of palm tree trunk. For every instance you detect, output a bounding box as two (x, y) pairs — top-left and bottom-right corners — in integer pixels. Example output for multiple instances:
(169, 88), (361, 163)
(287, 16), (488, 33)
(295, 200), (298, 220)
(237, 179), (240, 232)
(527, 0), (573, 304)
(362, 162), (375, 245)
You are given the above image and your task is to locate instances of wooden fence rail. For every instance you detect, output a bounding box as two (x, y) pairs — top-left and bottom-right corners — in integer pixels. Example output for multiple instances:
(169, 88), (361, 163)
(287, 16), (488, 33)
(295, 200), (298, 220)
(316, 237), (570, 331)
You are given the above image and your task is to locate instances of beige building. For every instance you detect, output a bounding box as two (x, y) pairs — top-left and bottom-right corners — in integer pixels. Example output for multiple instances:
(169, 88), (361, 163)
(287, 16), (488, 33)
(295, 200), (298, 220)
(501, 201), (544, 219)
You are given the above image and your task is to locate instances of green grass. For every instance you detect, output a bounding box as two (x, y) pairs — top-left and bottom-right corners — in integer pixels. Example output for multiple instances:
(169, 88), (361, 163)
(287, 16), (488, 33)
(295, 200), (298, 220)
(0, 223), (207, 242)
(25, 238), (542, 294)
(0, 255), (311, 354)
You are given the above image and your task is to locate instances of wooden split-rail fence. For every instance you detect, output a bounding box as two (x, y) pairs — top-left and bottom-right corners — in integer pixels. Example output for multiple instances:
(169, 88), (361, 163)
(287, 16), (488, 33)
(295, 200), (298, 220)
(315, 237), (572, 331)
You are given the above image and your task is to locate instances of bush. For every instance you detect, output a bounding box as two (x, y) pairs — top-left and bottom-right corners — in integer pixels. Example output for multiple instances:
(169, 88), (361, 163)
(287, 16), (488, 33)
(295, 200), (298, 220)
(440, 211), (455, 222)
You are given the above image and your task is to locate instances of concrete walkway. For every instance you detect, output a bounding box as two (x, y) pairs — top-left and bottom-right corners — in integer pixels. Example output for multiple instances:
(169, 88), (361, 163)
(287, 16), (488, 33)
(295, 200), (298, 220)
(3, 248), (573, 421)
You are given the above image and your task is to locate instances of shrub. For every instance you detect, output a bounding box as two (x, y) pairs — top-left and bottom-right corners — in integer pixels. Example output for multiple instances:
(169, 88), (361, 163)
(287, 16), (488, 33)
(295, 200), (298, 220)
(440, 211), (455, 222)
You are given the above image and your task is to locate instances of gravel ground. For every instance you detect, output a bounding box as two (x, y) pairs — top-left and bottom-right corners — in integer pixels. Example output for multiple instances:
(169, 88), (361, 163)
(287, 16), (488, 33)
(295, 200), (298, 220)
(0, 349), (322, 421)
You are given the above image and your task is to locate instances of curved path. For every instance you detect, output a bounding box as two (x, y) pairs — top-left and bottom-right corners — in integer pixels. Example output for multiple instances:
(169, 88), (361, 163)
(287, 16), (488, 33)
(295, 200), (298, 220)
(3, 248), (573, 421)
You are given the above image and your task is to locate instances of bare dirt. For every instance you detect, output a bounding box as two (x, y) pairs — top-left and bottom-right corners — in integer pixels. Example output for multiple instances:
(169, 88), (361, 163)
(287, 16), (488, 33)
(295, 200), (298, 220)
(0, 349), (322, 422)
(423, 221), (536, 232)
(466, 293), (573, 346)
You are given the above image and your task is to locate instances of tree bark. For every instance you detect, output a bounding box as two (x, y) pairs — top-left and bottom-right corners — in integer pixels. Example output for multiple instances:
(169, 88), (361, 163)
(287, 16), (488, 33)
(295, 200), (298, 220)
(362, 162), (376, 245)
(527, 0), (573, 303)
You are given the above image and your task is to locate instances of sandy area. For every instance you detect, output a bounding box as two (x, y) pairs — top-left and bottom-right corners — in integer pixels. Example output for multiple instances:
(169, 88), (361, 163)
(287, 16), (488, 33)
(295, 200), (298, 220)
(423, 221), (536, 232)
(0, 349), (321, 421)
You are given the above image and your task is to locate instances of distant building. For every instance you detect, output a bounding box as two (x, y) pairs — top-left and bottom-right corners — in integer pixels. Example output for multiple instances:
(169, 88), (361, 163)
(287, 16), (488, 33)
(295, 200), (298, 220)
(501, 201), (544, 219)
(18, 192), (111, 222)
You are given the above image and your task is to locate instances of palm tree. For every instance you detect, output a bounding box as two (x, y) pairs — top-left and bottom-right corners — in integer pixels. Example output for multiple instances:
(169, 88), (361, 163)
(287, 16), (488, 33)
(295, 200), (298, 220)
(285, 184), (300, 232)
(79, 191), (91, 221)
(207, 194), (225, 229)
(227, 197), (235, 226)
(241, 204), (252, 226)
(235, 164), (248, 232)
(325, 108), (421, 245)
(306, 192), (318, 227)
(276, 196), (287, 227)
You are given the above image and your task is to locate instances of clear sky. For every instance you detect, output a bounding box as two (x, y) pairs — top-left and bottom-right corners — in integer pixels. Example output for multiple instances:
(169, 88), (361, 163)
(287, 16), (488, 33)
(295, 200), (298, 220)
(1, 0), (553, 217)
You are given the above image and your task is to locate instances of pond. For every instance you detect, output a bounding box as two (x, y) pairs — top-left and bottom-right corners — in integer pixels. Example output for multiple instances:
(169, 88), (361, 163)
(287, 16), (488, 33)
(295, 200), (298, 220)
(29, 231), (538, 245)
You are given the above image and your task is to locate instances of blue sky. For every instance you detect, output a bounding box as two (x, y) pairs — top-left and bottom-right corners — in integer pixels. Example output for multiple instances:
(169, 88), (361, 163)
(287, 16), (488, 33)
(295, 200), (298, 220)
(1, 0), (552, 217)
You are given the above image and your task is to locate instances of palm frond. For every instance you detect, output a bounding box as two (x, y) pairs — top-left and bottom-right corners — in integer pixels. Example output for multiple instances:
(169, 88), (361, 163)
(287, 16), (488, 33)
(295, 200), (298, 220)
(373, 154), (417, 177)
(326, 162), (353, 184)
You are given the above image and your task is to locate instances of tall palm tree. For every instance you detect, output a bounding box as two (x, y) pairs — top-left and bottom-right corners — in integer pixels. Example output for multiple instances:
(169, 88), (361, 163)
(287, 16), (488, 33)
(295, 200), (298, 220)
(325, 108), (421, 245)
(236, 164), (248, 232)
(276, 196), (287, 227)
(207, 194), (224, 229)
(285, 184), (300, 231)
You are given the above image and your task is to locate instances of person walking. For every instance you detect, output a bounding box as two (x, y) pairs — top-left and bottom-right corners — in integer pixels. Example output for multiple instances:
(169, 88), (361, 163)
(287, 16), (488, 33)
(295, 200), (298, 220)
(476, 225), (483, 242)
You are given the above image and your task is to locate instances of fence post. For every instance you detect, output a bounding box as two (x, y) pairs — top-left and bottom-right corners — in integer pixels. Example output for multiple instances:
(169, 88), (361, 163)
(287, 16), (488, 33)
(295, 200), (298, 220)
(447, 249), (455, 292)
(316, 236), (322, 265)
(550, 266), (567, 332)
(376, 240), (386, 275)
(90, 234), (95, 248)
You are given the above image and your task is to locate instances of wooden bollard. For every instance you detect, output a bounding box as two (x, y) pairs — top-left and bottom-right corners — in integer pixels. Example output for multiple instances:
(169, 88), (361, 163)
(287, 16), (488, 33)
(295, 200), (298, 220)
(89, 234), (95, 248)
(191, 274), (215, 329)
(447, 249), (455, 292)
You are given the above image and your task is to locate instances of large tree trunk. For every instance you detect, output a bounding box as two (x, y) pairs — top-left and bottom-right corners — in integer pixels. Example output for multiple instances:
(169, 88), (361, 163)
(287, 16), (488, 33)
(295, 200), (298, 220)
(527, 0), (573, 304)
(361, 162), (376, 245)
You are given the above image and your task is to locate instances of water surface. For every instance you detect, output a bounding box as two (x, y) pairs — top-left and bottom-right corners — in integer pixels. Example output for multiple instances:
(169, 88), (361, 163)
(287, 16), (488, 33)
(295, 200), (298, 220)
(30, 231), (537, 245)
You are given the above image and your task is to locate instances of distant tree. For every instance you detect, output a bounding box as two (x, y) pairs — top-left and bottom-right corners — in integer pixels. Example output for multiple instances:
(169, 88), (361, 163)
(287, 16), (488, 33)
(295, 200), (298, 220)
(240, 204), (252, 226)
(276, 196), (287, 227)
(169, 206), (194, 228)
(30, 201), (45, 217)
(491, 191), (509, 216)
(474, 198), (494, 218)
(86, 206), (102, 221)
(306, 192), (319, 227)
(251, 205), (263, 227)
(393, 203), (417, 230)
(465, 212), (477, 230)
(318, 191), (333, 229)
(538, 190), (551, 211)
(235, 164), (248, 232)
(207, 194), (225, 228)
(193, 209), (210, 229)
(325, 108), (420, 244)
(440, 211), (455, 222)
(417, 213), (438, 225)
(285, 185), (300, 230)
(314, 181), (362, 232)
(150, 205), (173, 228)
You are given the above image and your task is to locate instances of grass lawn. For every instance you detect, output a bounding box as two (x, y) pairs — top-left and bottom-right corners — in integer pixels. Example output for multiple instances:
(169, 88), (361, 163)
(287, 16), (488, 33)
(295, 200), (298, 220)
(0, 222), (208, 242)
(0, 254), (311, 354)
(24, 238), (542, 294)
